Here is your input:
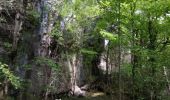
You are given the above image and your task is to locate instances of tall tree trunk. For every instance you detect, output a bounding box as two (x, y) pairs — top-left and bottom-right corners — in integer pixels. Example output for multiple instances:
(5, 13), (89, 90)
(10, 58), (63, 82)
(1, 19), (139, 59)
(148, 16), (157, 100)
(106, 41), (110, 83)
(163, 66), (170, 94)
(130, 1), (136, 100)
(117, 0), (121, 99)
(12, 0), (23, 51)
(67, 53), (85, 96)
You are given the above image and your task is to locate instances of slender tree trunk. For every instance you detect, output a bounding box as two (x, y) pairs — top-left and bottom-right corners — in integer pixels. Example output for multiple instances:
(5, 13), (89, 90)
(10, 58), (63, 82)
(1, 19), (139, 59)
(12, 0), (23, 51)
(106, 42), (110, 83)
(117, 0), (121, 99)
(130, 1), (136, 99)
(163, 66), (170, 94)
(148, 16), (157, 100)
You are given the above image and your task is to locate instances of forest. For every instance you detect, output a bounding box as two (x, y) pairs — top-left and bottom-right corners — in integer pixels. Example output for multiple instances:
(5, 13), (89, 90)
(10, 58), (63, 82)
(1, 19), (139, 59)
(0, 0), (170, 100)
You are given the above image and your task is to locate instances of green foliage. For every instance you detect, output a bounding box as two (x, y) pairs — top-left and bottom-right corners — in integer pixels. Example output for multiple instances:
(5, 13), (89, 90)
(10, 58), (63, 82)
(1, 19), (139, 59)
(1, 0), (170, 99)
(95, 0), (170, 99)
(0, 62), (21, 89)
(3, 42), (12, 48)
(35, 57), (59, 71)
(26, 9), (40, 28)
(27, 9), (40, 19)
(80, 48), (97, 55)
(49, 0), (170, 99)
(99, 30), (118, 41)
(0, 16), (7, 23)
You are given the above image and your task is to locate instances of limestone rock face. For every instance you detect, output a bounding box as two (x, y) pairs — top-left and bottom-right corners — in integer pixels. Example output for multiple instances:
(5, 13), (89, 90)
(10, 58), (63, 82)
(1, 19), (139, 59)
(0, 0), (89, 97)
(28, 0), (87, 95)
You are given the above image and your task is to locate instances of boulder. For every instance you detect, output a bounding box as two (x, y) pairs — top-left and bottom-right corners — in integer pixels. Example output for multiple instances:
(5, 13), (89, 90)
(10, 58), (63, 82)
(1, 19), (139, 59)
(72, 85), (86, 97)
(81, 84), (89, 91)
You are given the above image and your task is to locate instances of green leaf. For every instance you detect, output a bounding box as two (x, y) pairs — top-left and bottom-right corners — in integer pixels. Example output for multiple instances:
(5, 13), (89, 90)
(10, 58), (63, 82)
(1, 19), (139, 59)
(80, 48), (97, 55)
(0, 62), (21, 89)
(100, 30), (118, 41)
